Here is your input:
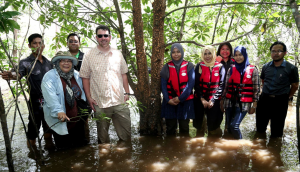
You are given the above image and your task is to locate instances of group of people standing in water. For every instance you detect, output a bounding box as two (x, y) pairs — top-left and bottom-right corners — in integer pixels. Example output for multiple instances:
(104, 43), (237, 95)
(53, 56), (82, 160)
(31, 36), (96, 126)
(161, 41), (299, 139)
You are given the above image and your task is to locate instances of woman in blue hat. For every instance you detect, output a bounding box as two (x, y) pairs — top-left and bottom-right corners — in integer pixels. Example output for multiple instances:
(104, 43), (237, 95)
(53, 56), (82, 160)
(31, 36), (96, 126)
(42, 51), (88, 148)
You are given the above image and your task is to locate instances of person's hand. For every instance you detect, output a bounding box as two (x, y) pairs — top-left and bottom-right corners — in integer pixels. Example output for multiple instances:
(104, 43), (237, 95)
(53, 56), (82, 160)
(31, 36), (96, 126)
(220, 100), (225, 112)
(216, 55), (223, 62)
(208, 100), (214, 109)
(168, 99), (178, 106)
(173, 97), (180, 104)
(201, 98), (208, 108)
(124, 94), (129, 102)
(0, 71), (15, 80)
(57, 112), (70, 122)
(87, 97), (97, 112)
(248, 107), (256, 114)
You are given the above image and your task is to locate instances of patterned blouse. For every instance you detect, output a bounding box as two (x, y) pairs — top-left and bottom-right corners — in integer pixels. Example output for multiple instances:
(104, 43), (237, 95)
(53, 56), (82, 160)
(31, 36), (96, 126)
(222, 66), (260, 111)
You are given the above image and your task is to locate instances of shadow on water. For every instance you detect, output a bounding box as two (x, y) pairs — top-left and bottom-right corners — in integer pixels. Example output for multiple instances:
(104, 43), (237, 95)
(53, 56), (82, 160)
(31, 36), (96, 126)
(0, 99), (299, 171)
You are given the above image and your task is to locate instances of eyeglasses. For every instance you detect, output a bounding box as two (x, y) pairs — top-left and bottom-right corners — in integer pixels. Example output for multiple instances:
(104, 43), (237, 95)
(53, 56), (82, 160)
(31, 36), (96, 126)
(97, 34), (110, 38)
(271, 50), (284, 54)
(68, 40), (79, 44)
(60, 59), (72, 64)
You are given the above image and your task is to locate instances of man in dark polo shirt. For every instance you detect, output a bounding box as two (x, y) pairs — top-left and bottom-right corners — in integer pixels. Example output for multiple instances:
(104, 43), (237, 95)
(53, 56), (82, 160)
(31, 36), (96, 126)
(67, 33), (84, 71)
(1, 33), (53, 147)
(256, 41), (299, 138)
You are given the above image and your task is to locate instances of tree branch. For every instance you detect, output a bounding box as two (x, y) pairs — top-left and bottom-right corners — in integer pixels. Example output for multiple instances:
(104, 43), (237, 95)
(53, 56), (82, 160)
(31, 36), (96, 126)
(179, 0), (189, 41)
(289, 0), (300, 34)
(211, 0), (224, 44)
(165, 2), (295, 17)
(165, 25), (256, 47)
(77, 11), (132, 14)
(225, 8), (235, 41)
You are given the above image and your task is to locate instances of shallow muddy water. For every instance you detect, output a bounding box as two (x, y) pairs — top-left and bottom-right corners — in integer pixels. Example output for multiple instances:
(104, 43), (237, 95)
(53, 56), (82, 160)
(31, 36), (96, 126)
(0, 98), (299, 172)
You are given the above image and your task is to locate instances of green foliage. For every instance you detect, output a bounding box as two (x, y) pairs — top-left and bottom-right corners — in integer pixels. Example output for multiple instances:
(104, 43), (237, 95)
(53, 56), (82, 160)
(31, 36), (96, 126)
(0, 2), (21, 33)
(92, 112), (111, 121)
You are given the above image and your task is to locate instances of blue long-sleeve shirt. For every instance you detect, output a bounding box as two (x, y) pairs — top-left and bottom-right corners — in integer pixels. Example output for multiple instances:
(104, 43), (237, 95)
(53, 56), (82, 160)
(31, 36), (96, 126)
(41, 69), (86, 135)
(161, 69), (195, 119)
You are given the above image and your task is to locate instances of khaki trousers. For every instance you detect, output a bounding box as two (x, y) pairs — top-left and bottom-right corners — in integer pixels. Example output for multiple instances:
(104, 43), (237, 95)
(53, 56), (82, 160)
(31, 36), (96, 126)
(94, 104), (131, 143)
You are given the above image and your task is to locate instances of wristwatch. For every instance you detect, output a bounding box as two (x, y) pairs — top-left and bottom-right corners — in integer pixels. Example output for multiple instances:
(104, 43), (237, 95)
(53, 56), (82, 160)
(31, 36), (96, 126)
(124, 93), (130, 95)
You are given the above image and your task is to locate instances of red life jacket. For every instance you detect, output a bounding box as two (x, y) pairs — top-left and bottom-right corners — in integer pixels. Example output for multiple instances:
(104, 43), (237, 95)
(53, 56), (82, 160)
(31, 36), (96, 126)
(199, 62), (222, 100)
(225, 65), (255, 102)
(167, 60), (194, 101)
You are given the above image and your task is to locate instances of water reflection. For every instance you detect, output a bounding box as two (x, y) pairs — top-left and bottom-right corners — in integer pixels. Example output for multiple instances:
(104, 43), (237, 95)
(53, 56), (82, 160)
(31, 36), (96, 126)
(0, 99), (299, 171)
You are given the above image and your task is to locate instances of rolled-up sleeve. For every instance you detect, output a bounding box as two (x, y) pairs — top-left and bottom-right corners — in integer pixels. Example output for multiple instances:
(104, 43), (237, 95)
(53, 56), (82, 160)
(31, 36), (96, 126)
(252, 67), (260, 101)
(79, 52), (91, 78)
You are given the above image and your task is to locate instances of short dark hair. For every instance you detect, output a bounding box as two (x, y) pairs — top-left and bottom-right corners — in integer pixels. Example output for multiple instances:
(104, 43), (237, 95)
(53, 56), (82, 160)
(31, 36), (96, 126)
(67, 33), (81, 43)
(95, 25), (111, 35)
(28, 33), (42, 45)
(270, 41), (286, 52)
(216, 42), (233, 58)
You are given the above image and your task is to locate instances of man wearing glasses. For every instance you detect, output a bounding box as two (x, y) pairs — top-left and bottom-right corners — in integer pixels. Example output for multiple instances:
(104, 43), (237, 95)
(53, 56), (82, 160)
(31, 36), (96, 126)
(67, 33), (85, 71)
(256, 41), (299, 138)
(80, 25), (131, 144)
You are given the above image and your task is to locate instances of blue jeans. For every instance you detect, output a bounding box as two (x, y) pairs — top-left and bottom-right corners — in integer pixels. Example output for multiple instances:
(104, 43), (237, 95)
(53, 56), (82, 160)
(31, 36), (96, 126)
(225, 107), (247, 139)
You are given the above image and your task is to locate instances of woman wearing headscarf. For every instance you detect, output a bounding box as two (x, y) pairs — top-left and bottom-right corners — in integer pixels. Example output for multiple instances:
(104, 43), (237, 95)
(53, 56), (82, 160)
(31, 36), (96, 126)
(42, 51), (88, 148)
(221, 46), (260, 139)
(193, 46), (225, 135)
(160, 43), (195, 135)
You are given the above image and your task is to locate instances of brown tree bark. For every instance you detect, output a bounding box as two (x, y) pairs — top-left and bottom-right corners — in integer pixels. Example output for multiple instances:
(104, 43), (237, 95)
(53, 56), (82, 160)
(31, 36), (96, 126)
(290, 0), (300, 34)
(139, 0), (166, 134)
(132, 0), (150, 131)
(0, 88), (15, 172)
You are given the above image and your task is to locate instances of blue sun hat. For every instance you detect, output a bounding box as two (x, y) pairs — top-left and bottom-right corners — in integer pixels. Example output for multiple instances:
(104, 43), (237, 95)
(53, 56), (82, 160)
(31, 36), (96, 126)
(51, 51), (78, 66)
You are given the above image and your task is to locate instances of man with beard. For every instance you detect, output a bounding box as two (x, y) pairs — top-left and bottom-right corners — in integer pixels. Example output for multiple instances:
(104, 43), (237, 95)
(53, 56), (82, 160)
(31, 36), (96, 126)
(256, 41), (299, 138)
(1, 33), (53, 147)
(80, 25), (131, 143)
(67, 33), (84, 71)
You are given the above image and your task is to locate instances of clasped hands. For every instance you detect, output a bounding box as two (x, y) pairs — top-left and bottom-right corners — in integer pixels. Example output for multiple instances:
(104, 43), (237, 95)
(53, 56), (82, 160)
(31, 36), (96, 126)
(168, 97), (180, 106)
(201, 98), (214, 109)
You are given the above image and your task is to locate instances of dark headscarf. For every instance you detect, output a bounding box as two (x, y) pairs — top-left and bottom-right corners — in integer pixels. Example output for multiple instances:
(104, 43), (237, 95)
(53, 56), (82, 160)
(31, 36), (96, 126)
(233, 46), (250, 75)
(54, 60), (75, 108)
(160, 43), (194, 80)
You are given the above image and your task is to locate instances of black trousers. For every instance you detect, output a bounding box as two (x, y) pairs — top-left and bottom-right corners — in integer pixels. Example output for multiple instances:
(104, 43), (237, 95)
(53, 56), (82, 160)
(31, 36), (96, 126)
(193, 98), (223, 131)
(52, 118), (88, 149)
(166, 119), (190, 135)
(256, 94), (289, 137)
(27, 100), (50, 140)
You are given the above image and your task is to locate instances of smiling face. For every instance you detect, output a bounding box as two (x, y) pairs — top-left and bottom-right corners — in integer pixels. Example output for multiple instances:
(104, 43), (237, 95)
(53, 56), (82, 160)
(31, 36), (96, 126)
(59, 59), (73, 73)
(234, 51), (245, 64)
(96, 29), (111, 48)
(67, 36), (80, 52)
(203, 49), (213, 63)
(220, 45), (230, 58)
(171, 48), (182, 61)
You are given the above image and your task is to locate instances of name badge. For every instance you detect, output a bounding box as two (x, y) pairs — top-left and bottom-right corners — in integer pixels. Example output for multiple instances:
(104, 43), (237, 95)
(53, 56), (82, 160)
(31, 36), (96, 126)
(246, 75), (251, 78)
(182, 73), (186, 76)
(214, 73), (219, 76)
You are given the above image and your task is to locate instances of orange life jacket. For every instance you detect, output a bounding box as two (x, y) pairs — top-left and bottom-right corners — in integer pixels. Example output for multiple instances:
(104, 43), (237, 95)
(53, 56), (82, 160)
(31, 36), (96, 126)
(199, 62), (222, 100)
(167, 60), (194, 100)
(225, 65), (255, 102)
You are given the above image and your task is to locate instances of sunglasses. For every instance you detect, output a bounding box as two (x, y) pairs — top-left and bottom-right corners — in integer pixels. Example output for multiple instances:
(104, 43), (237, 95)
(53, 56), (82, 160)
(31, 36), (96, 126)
(97, 34), (110, 38)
